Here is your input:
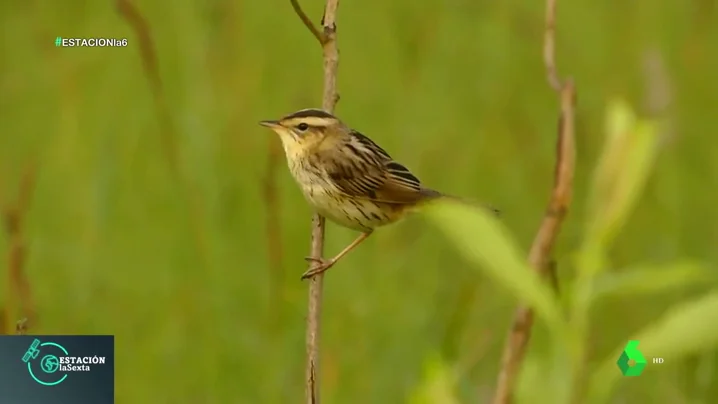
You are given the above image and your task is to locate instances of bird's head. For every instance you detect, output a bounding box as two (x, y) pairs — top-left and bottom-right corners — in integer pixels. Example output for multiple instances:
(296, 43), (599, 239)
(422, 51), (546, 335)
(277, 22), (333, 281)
(259, 108), (345, 155)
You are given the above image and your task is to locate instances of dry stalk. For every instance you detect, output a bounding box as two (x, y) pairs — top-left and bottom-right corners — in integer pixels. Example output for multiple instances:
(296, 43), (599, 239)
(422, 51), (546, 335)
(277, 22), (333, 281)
(116, 0), (209, 261)
(491, 0), (576, 401)
(289, 1), (340, 403)
(115, 0), (178, 175)
(2, 162), (38, 334)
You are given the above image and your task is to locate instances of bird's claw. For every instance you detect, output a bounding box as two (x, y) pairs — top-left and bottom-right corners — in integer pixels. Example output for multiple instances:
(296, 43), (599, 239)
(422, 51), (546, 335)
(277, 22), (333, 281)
(301, 257), (334, 280)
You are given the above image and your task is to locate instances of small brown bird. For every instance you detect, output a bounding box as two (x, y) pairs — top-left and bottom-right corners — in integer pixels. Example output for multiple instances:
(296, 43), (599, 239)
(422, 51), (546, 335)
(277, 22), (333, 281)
(260, 108), (495, 279)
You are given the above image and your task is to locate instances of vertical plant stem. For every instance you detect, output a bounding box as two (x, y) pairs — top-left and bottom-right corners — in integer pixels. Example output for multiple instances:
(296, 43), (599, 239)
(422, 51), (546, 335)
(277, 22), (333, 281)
(289, 1), (341, 402)
(492, 0), (576, 401)
(2, 162), (38, 334)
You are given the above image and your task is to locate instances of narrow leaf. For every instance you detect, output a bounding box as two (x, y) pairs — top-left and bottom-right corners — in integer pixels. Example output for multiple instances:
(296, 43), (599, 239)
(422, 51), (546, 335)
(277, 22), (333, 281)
(585, 101), (661, 250)
(423, 200), (566, 337)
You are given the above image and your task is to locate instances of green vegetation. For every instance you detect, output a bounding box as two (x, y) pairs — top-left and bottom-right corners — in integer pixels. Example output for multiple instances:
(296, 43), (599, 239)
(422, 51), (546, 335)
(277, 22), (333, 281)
(1, 0), (716, 402)
(423, 100), (717, 403)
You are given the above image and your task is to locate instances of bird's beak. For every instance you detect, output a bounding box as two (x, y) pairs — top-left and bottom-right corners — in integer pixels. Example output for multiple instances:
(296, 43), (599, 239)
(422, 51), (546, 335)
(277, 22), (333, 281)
(259, 120), (281, 129)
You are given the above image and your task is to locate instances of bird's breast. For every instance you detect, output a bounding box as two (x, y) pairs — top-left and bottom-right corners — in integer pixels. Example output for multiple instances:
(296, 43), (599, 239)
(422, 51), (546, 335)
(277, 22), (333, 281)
(307, 189), (401, 232)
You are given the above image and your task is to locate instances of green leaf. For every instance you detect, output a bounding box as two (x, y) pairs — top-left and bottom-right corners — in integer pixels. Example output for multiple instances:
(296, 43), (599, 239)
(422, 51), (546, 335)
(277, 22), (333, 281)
(587, 100), (636, 228)
(590, 261), (714, 303)
(587, 290), (718, 403)
(585, 100), (662, 250)
(422, 200), (567, 338)
(574, 101), (663, 336)
(408, 354), (459, 404)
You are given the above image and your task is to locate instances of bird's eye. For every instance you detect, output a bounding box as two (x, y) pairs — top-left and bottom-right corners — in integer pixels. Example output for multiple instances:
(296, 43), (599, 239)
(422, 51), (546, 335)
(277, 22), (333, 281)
(297, 123), (309, 131)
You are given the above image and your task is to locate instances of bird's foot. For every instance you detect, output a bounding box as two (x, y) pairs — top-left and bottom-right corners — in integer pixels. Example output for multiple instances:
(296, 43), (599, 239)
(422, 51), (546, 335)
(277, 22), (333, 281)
(301, 257), (335, 280)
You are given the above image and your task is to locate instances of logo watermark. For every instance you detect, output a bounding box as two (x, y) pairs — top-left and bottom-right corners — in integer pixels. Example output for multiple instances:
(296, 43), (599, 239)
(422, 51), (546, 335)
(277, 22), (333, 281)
(617, 340), (665, 377)
(21, 338), (106, 386)
(55, 37), (128, 47)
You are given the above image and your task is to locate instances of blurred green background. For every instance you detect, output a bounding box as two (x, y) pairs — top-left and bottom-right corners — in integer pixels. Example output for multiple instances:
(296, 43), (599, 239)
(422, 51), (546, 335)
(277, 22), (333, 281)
(1, 0), (717, 402)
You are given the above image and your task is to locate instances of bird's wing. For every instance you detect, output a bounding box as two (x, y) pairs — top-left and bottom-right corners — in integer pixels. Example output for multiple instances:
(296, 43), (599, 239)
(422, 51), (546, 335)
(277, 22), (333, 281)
(323, 131), (437, 205)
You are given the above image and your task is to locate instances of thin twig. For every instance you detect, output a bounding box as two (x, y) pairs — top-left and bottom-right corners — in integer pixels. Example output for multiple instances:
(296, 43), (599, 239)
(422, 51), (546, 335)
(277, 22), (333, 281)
(290, 0), (325, 44)
(543, 0), (561, 92)
(305, 214), (326, 404)
(492, 0), (576, 401)
(290, 1), (340, 403)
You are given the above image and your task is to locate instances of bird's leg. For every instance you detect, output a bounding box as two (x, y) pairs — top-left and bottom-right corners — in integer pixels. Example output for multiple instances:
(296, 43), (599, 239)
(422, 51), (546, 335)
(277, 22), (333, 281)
(302, 231), (373, 279)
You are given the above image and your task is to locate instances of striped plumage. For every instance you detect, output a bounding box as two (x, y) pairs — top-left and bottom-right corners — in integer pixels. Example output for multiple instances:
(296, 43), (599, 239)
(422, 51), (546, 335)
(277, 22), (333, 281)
(291, 124), (442, 232)
(259, 108), (444, 278)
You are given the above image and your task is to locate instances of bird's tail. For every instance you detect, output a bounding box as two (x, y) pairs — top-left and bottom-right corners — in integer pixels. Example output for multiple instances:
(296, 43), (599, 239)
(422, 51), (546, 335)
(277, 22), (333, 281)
(419, 188), (501, 217)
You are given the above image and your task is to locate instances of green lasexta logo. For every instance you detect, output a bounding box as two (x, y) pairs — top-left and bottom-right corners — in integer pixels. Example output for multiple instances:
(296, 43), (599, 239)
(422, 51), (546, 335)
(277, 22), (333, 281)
(22, 339), (69, 385)
(617, 340), (647, 376)
(21, 338), (107, 386)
